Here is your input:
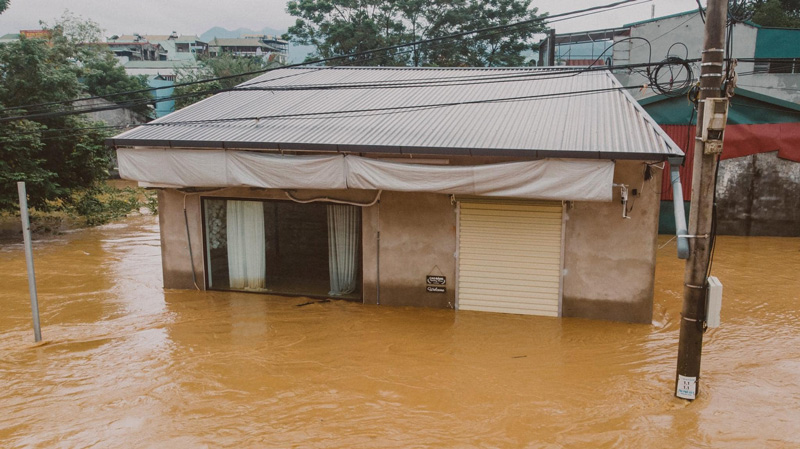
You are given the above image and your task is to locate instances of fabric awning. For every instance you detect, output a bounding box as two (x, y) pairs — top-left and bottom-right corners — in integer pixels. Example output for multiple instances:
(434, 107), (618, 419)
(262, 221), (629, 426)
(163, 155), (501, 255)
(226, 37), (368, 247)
(118, 149), (615, 202)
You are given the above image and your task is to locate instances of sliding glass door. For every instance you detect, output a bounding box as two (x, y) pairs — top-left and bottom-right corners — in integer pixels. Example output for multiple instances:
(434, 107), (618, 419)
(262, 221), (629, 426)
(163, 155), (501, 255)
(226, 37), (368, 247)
(203, 198), (361, 299)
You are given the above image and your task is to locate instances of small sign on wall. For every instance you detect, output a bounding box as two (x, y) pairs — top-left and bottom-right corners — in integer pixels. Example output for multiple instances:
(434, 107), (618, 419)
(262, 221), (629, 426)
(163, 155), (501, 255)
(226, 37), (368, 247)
(426, 275), (446, 285)
(426, 268), (446, 293)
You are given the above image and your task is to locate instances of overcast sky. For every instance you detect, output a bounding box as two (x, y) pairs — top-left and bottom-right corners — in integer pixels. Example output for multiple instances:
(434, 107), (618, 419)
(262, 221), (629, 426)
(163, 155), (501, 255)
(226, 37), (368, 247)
(1, 0), (702, 38)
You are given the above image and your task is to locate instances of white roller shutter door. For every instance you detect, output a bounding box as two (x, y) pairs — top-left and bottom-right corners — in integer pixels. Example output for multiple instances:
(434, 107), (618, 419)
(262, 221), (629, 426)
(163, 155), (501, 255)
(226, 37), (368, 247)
(457, 201), (563, 317)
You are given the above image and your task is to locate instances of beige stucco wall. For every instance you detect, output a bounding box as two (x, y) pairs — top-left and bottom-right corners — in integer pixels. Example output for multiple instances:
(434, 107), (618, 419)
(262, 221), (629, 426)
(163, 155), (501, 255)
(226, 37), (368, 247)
(561, 160), (663, 323)
(362, 191), (457, 309)
(156, 160), (661, 322)
(158, 189), (204, 290)
(159, 187), (457, 308)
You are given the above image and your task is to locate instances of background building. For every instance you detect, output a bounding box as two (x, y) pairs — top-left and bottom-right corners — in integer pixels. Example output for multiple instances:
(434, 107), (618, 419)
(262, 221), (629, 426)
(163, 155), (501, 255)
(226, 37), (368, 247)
(541, 9), (800, 236)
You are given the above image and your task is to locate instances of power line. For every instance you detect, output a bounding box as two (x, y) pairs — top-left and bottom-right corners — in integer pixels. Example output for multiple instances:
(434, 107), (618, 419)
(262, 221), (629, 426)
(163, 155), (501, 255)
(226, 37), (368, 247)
(0, 0), (643, 116)
(1, 48), (702, 125)
(1, 52), (703, 128)
(120, 85), (644, 127)
(6, 83), (653, 141)
(235, 62), (670, 92)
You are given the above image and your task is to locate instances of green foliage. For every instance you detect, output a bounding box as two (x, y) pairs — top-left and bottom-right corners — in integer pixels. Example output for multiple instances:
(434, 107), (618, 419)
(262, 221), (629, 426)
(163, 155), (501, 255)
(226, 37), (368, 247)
(750, 0), (800, 27)
(0, 120), (55, 210)
(144, 190), (158, 215)
(0, 36), (82, 111)
(69, 184), (144, 226)
(0, 26), (138, 213)
(41, 12), (153, 117)
(41, 10), (105, 48)
(0, 0), (9, 15)
(0, 37), (82, 209)
(284, 0), (545, 67)
(0, 12), (154, 214)
(173, 54), (274, 109)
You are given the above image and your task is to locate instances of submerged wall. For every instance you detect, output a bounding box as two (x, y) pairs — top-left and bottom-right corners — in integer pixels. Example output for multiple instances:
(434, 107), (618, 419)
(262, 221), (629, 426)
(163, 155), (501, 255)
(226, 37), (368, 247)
(157, 160), (661, 323)
(716, 152), (800, 237)
(361, 191), (456, 309)
(562, 160), (663, 323)
(658, 152), (800, 236)
(158, 189), (204, 290)
(157, 187), (378, 290)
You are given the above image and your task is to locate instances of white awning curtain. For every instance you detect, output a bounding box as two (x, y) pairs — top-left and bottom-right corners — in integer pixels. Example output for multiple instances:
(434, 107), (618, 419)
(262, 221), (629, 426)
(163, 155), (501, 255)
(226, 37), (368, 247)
(117, 149), (615, 202)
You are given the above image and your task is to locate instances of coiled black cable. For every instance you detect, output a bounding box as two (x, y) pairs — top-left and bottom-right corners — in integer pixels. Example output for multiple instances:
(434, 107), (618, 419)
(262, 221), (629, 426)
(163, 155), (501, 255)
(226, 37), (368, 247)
(648, 56), (695, 97)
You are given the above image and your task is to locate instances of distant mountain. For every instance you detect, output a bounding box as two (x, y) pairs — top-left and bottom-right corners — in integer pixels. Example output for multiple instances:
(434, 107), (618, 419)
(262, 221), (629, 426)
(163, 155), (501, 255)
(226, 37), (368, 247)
(199, 26), (315, 63)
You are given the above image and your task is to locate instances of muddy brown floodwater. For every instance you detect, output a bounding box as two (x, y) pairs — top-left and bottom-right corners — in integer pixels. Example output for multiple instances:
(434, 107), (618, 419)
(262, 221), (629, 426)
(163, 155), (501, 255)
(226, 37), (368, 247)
(1, 216), (799, 448)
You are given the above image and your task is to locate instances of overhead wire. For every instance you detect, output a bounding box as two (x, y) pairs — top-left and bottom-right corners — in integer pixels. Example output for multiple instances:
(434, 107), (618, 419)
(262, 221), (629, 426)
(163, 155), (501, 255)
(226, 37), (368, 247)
(106, 85), (648, 126)
(6, 83), (654, 141)
(4, 55), (703, 139)
(4, 0), (706, 142)
(0, 0), (645, 116)
(0, 56), (700, 124)
(695, 0), (706, 23)
(0, 22), (596, 121)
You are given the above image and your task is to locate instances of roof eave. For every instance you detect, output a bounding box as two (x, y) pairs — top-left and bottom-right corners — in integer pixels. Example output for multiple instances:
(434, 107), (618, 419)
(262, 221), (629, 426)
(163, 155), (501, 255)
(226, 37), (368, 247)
(107, 138), (678, 161)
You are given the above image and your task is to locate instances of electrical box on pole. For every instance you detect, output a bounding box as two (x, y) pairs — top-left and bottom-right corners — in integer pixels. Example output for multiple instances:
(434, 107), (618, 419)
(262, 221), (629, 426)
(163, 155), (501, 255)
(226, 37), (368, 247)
(701, 98), (729, 155)
(706, 276), (723, 329)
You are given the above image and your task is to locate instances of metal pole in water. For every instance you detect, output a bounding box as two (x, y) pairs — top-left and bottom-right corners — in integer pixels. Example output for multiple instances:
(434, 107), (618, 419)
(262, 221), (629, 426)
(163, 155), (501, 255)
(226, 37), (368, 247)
(17, 182), (42, 343)
(376, 199), (381, 305)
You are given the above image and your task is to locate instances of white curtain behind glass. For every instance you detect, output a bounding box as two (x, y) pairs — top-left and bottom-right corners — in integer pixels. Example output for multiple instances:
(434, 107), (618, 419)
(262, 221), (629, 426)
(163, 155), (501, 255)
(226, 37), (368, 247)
(327, 205), (359, 296)
(227, 200), (266, 290)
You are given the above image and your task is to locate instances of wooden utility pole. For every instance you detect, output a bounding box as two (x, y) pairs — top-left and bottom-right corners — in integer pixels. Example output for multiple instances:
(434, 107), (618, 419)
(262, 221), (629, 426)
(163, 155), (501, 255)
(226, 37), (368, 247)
(547, 29), (556, 66)
(675, 0), (729, 400)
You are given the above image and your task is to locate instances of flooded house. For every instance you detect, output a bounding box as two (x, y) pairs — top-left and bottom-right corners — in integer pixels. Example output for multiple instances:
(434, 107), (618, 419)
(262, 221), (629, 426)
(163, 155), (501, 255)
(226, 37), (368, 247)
(108, 67), (685, 323)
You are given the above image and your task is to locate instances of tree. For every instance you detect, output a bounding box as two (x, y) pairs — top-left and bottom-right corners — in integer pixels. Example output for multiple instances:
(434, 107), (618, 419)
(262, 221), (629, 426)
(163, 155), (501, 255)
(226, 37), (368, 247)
(286, 0), (409, 65)
(0, 119), (54, 210)
(749, 0), (800, 27)
(0, 0), (9, 15)
(0, 32), (115, 210)
(40, 11), (153, 117)
(426, 0), (544, 67)
(284, 0), (545, 67)
(173, 54), (276, 109)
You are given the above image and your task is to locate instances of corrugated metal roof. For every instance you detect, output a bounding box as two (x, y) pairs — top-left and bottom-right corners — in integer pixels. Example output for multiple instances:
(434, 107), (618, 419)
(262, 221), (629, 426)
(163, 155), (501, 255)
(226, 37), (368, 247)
(110, 66), (684, 160)
(124, 60), (198, 69)
(210, 38), (271, 47)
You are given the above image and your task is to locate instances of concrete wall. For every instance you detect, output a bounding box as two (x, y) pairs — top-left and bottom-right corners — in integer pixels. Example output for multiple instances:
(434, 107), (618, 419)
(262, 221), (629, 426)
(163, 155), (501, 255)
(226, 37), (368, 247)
(77, 97), (147, 128)
(716, 151), (800, 236)
(562, 160), (663, 323)
(157, 162), (662, 323)
(362, 191), (457, 309)
(158, 189), (205, 289)
(734, 74), (800, 105)
(659, 152), (800, 237)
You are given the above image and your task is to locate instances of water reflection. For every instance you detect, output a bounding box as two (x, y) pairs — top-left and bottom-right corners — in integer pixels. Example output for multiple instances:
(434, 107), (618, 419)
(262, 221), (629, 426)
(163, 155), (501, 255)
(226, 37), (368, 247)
(0, 216), (798, 448)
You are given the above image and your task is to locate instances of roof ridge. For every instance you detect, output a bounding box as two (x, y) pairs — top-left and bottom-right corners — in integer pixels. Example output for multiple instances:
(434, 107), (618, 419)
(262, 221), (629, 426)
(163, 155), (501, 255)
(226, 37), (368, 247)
(280, 66), (603, 72)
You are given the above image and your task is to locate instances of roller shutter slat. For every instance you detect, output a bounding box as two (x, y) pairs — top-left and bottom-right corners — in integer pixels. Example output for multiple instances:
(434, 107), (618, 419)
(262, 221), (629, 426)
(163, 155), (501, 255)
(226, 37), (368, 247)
(458, 201), (562, 317)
